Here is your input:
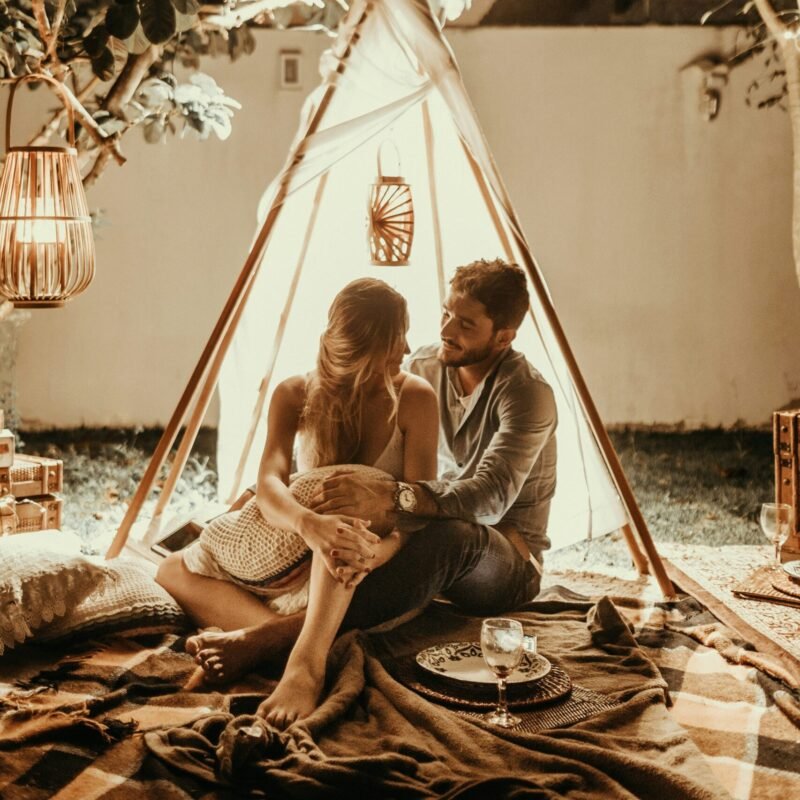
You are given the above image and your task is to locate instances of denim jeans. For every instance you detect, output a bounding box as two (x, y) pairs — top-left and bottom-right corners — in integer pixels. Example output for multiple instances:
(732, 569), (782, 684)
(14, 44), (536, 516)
(342, 519), (540, 631)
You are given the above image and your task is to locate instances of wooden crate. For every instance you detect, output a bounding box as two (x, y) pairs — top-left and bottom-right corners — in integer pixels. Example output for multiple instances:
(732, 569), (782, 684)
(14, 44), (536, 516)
(773, 410), (800, 561)
(0, 454), (63, 498)
(11, 496), (63, 533)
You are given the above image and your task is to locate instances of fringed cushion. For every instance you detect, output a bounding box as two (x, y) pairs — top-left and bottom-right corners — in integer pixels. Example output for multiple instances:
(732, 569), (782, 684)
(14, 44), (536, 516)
(199, 464), (393, 589)
(0, 548), (116, 655)
(37, 557), (187, 643)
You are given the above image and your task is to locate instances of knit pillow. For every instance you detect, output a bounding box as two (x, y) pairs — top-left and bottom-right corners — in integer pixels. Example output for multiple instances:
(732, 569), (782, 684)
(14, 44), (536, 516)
(198, 464), (393, 590)
(0, 546), (116, 655)
(36, 557), (187, 643)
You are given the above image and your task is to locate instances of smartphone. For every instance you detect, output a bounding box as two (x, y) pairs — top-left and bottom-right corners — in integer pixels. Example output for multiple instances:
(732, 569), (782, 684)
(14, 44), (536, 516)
(151, 519), (205, 558)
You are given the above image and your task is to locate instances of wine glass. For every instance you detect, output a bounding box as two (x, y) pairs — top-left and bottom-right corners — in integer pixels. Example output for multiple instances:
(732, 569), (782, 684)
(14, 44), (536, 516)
(759, 503), (793, 566)
(480, 617), (524, 728)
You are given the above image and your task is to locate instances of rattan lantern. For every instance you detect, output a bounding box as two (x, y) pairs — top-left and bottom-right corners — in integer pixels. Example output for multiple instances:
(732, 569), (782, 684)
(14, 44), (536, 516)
(0, 74), (95, 309)
(368, 142), (414, 266)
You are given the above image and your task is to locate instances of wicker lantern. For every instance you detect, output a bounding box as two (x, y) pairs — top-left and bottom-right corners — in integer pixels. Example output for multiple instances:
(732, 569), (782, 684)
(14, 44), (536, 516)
(368, 142), (414, 266)
(0, 74), (95, 309)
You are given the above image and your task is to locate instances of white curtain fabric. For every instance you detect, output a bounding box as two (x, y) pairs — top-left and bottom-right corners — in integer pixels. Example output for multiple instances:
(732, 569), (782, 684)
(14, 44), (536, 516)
(217, 0), (627, 549)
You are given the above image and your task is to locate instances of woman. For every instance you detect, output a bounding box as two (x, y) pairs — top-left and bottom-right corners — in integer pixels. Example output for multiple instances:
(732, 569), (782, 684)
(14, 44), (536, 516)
(156, 278), (438, 728)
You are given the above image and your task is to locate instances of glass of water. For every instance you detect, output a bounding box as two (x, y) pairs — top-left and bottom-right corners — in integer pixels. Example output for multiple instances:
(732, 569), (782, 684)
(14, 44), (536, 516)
(480, 617), (524, 728)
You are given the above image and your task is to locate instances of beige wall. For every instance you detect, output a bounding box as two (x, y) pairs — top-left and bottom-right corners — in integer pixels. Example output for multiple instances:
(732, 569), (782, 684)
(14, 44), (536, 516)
(4, 26), (799, 429)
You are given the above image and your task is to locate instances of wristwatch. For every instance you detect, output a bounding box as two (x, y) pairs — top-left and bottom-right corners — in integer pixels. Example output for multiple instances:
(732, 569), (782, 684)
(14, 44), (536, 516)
(393, 481), (418, 514)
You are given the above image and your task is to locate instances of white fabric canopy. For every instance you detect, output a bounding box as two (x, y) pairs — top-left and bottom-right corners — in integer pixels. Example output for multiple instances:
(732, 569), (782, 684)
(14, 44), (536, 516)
(217, 0), (628, 549)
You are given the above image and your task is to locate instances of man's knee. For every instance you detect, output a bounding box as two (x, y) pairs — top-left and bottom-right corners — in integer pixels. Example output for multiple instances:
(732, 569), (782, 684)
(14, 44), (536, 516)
(422, 518), (487, 549)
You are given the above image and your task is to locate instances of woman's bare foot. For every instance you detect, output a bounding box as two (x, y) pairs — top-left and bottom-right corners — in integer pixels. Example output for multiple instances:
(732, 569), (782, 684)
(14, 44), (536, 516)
(185, 617), (302, 685)
(184, 628), (264, 684)
(258, 662), (325, 729)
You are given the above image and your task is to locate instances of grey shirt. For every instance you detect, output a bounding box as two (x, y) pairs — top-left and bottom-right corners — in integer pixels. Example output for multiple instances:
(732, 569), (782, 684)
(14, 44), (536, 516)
(406, 344), (557, 554)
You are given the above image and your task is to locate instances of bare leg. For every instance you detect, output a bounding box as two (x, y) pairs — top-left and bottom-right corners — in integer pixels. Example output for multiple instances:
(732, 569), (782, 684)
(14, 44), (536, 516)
(156, 552), (276, 630)
(156, 553), (304, 683)
(258, 553), (354, 728)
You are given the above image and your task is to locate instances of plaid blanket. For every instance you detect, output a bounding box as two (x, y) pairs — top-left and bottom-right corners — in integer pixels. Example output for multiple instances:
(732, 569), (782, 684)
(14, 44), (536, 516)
(0, 586), (795, 799)
(609, 590), (800, 800)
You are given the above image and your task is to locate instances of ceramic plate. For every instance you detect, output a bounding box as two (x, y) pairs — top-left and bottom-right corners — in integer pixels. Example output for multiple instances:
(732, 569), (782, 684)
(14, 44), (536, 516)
(415, 641), (551, 686)
(783, 560), (800, 581)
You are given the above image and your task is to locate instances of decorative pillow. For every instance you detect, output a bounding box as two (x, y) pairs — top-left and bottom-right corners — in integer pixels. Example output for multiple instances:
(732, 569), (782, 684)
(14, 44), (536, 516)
(36, 557), (188, 643)
(0, 547), (116, 655)
(198, 464), (393, 589)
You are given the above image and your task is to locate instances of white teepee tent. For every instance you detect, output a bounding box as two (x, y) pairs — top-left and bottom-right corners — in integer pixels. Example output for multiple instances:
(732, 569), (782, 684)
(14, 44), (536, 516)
(107, 0), (673, 596)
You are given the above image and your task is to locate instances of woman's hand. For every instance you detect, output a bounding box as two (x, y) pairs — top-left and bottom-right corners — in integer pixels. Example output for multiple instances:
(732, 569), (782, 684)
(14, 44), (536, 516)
(298, 511), (380, 580)
(333, 530), (405, 589)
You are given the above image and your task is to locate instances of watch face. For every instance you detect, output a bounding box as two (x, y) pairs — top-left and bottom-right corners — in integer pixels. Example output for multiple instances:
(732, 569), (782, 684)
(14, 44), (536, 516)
(398, 486), (416, 512)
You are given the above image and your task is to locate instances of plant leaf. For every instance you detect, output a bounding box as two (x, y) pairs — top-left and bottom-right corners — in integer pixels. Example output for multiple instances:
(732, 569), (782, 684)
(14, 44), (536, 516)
(124, 22), (151, 54)
(170, 0), (199, 15)
(140, 0), (176, 45)
(143, 118), (166, 143)
(84, 25), (109, 58)
(106, 1), (140, 39)
(109, 36), (129, 75)
(91, 46), (116, 81)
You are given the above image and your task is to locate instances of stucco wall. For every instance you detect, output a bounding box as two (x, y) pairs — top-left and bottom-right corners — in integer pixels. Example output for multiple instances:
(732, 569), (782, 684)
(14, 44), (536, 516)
(4, 26), (798, 429)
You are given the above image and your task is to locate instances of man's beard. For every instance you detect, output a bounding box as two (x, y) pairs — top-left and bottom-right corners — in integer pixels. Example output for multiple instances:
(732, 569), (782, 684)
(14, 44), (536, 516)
(438, 339), (496, 368)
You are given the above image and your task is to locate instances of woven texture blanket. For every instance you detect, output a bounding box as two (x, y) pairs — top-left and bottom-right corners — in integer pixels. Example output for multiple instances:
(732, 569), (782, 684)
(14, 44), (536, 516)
(0, 589), (726, 799)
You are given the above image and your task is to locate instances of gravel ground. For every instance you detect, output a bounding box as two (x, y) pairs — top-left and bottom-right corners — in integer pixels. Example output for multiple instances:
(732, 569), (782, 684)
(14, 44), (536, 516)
(14, 427), (775, 564)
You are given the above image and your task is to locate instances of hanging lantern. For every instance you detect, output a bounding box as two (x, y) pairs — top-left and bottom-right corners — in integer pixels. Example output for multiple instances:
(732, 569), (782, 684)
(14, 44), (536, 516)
(0, 74), (95, 309)
(368, 141), (414, 266)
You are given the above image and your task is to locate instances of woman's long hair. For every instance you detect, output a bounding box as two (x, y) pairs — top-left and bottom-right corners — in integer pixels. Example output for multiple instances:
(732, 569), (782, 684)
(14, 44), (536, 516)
(301, 278), (408, 467)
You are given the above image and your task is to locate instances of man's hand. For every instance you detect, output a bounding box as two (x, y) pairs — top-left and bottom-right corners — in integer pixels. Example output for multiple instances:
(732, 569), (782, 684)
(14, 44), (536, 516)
(297, 511), (380, 580)
(309, 470), (396, 531)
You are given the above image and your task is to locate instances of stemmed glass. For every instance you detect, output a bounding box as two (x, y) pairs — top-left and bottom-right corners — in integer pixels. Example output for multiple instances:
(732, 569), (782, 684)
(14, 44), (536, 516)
(480, 617), (524, 728)
(759, 503), (793, 567)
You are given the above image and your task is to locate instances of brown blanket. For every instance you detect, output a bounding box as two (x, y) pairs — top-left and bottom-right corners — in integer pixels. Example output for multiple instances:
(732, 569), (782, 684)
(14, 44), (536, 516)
(145, 595), (727, 799)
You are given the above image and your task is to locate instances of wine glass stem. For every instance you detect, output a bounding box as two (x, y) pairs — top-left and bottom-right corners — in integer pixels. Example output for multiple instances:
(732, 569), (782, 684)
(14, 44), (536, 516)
(496, 677), (508, 718)
(776, 540), (781, 565)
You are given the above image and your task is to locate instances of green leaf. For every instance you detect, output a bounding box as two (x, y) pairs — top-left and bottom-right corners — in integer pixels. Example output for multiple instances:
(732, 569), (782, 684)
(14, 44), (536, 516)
(91, 46), (116, 81)
(170, 0), (199, 15)
(140, 0), (176, 45)
(143, 118), (166, 143)
(175, 9), (197, 33)
(124, 23), (151, 55)
(84, 25), (109, 59)
(106, 1), (140, 39)
(109, 36), (129, 75)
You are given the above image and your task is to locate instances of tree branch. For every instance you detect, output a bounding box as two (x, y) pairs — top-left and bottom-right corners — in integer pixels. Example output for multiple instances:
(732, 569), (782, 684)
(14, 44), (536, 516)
(45, 0), (69, 62)
(754, 0), (788, 38)
(82, 148), (114, 189)
(29, 76), (100, 147)
(105, 47), (160, 116)
(31, 0), (51, 45)
(57, 80), (127, 166)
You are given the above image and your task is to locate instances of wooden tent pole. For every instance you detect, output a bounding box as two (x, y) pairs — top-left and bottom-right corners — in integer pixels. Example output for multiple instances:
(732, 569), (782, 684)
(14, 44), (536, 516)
(620, 523), (650, 575)
(461, 139), (649, 575)
(459, 140), (674, 596)
(226, 171), (330, 503)
(421, 101), (446, 305)
(105, 3), (372, 559)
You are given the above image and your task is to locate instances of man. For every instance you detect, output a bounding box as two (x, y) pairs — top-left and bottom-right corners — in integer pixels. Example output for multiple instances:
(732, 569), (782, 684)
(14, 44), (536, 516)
(180, 258), (556, 684)
(312, 257), (557, 617)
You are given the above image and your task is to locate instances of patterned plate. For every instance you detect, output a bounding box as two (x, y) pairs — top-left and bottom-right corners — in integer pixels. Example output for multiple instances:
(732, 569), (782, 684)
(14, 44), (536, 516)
(410, 667), (572, 711)
(415, 641), (551, 687)
(782, 560), (800, 582)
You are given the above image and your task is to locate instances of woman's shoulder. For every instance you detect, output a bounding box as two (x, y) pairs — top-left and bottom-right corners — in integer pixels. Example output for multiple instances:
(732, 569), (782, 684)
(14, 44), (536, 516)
(274, 374), (308, 410)
(399, 371), (436, 398)
(398, 372), (438, 424)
